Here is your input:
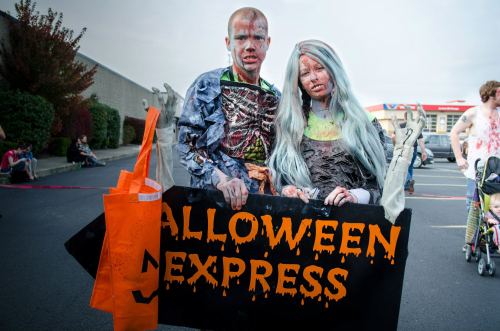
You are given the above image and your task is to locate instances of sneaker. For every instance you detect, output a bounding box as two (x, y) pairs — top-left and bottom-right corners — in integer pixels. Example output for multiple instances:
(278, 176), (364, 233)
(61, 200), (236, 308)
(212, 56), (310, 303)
(408, 180), (415, 194)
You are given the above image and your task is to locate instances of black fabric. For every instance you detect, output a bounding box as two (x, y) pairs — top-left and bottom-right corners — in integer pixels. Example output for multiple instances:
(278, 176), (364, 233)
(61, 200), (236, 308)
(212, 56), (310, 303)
(66, 186), (412, 331)
(66, 140), (84, 163)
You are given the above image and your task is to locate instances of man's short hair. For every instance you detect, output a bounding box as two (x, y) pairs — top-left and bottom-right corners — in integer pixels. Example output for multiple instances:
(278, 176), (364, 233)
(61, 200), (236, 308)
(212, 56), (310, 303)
(227, 7), (268, 37)
(479, 80), (500, 103)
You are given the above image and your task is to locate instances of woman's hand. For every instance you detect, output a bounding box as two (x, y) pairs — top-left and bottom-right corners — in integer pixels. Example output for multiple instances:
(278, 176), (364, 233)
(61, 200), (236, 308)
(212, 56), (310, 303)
(281, 185), (310, 203)
(324, 186), (358, 206)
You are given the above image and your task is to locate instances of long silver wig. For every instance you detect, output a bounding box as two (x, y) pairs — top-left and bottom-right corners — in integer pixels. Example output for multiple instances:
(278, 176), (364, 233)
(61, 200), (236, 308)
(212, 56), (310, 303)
(268, 39), (387, 191)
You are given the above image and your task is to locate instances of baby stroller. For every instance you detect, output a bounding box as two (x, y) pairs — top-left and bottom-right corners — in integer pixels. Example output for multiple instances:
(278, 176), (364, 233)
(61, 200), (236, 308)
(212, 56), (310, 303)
(465, 156), (500, 276)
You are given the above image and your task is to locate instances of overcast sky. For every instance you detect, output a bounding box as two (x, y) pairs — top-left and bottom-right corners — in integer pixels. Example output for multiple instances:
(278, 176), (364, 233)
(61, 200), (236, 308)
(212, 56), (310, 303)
(1, 0), (499, 106)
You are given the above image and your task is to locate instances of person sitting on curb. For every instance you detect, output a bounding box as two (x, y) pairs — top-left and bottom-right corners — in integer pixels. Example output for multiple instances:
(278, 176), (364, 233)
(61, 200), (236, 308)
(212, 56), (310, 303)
(0, 142), (32, 181)
(19, 143), (38, 180)
(77, 135), (106, 167)
(67, 137), (85, 164)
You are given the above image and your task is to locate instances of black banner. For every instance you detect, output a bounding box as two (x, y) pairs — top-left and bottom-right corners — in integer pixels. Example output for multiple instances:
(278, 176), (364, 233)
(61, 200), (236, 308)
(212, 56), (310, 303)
(66, 186), (411, 331)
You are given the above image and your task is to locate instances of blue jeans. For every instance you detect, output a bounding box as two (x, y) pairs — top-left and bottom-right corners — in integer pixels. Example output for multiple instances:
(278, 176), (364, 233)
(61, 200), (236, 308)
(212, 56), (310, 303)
(405, 147), (418, 188)
(466, 178), (475, 212)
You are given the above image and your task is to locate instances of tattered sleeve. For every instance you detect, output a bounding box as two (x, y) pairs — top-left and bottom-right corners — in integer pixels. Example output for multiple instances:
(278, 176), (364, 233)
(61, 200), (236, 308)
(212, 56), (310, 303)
(177, 74), (225, 189)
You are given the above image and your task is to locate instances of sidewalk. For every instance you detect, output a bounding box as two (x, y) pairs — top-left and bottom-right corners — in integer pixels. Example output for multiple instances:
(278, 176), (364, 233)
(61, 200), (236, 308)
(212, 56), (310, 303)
(2, 144), (191, 185)
(36, 144), (142, 178)
(0, 145), (144, 185)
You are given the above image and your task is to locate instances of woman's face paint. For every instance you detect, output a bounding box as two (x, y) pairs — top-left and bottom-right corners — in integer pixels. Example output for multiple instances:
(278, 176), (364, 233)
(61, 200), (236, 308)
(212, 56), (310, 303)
(299, 55), (334, 106)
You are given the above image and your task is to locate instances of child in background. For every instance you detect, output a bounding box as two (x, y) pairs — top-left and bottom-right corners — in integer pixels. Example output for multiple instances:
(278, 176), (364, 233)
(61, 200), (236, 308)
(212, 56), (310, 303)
(485, 192), (500, 253)
(19, 143), (38, 179)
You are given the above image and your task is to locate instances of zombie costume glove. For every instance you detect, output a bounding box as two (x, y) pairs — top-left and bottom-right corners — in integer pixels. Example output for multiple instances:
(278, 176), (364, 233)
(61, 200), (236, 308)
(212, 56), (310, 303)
(148, 83), (178, 191)
(381, 104), (426, 224)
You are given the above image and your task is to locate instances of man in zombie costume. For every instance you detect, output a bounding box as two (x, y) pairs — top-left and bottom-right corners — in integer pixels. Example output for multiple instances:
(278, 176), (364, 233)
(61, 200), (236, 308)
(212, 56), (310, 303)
(177, 7), (280, 210)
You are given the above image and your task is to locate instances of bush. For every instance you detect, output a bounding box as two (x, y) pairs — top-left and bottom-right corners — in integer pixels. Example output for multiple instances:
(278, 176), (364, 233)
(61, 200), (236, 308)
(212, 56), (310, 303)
(48, 137), (71, 156)
(0, 90), (54, 154)
(106, 106), (120, 148)
(122, 124), (136, 145)
(89, 102), (108, 149)
(62, 97), (92, 141)
(123, 116), (145, 144)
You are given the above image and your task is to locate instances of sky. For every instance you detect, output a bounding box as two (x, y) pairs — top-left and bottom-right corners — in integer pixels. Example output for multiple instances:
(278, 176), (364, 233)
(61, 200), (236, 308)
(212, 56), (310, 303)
(1, 0), (499, 106)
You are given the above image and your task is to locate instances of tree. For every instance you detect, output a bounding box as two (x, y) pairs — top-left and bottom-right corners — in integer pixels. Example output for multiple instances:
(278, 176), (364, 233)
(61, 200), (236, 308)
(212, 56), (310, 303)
(0, 0), (97, 135)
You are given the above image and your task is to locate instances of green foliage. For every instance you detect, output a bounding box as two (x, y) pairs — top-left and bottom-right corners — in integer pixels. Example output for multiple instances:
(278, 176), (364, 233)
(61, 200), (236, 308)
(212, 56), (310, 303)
(87, 100), (120, 149)
(0, 89), (54, 154)
(106, 106), (120, 148)
(123, 116), (145, 144)
(88, 102), (108, 149)
(48, 137), (70, 156)
(0, 0), (97, 136)
(122, 124), (135, 145)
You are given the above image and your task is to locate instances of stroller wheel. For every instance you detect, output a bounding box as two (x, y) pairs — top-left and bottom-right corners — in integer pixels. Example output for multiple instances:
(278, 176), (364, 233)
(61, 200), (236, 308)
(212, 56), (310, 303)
(478, 258), (486, 276)
(487, 260), (496, 277)
(474, 246), (481, 262)
(465, 245), (472, 262)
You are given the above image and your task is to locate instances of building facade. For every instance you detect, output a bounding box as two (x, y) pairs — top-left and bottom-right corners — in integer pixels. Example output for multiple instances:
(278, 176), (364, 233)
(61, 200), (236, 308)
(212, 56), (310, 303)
(367, 103), (476, 135)
(0, 10), (183, 143)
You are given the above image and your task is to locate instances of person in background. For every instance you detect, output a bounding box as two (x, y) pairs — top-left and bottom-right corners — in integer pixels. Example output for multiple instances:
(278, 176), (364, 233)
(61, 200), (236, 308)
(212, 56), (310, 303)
(450, 80), (500, 251)
(484, 192), (500, 254)
(77, 135), (106, 167)
(19, 143), (38, 180)
(1, 142), (32, 181)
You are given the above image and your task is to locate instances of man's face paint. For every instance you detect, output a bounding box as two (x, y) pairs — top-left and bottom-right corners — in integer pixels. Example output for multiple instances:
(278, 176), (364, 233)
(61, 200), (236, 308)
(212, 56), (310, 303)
(225, 16), (270, 83)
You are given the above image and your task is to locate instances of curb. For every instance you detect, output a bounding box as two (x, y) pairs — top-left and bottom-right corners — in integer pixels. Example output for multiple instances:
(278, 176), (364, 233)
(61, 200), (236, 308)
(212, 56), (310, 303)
(37, 162), (81, 178)
(1, 145), (146, 183)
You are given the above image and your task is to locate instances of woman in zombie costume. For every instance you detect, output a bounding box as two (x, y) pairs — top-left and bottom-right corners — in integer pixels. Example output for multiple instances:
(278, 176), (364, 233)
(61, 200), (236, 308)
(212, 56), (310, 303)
(268, 40), (425, 223)
(268, 40), (387, 206)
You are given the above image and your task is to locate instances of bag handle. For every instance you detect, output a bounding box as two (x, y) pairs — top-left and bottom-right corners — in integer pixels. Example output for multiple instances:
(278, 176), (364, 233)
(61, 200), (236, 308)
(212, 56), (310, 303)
(130, 107), (160, 194)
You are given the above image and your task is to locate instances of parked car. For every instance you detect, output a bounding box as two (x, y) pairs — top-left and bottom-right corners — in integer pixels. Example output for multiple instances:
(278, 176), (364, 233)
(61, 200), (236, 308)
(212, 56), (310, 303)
(384, 135), (434, 168)
(414, 145), (434, 168)
(423, 133), (456, 162)
(384, 135), (394, 163)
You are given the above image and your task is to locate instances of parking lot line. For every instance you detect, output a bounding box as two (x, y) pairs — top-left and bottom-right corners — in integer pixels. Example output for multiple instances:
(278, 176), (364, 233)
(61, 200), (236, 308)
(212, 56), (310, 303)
(414, 174), (465, 179)
(415, 183), (466, 187)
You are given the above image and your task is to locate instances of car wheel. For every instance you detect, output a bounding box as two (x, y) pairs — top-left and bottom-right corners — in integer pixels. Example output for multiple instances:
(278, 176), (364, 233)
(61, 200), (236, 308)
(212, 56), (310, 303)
(414, 154), (422, 168)
(447, 157), (455, 162)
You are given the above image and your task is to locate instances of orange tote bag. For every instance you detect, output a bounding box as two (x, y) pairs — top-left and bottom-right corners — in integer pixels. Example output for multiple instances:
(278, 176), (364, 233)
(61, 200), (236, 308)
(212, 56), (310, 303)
(90, 107), (162, 331)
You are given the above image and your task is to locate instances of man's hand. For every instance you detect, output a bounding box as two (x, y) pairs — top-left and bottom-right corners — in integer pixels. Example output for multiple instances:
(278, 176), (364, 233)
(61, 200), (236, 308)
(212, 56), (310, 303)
(456, 157), (468, 171)
(216, 177), (249, 210)
(281, 185), (310, 203)
(324, 186), (357, 206)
